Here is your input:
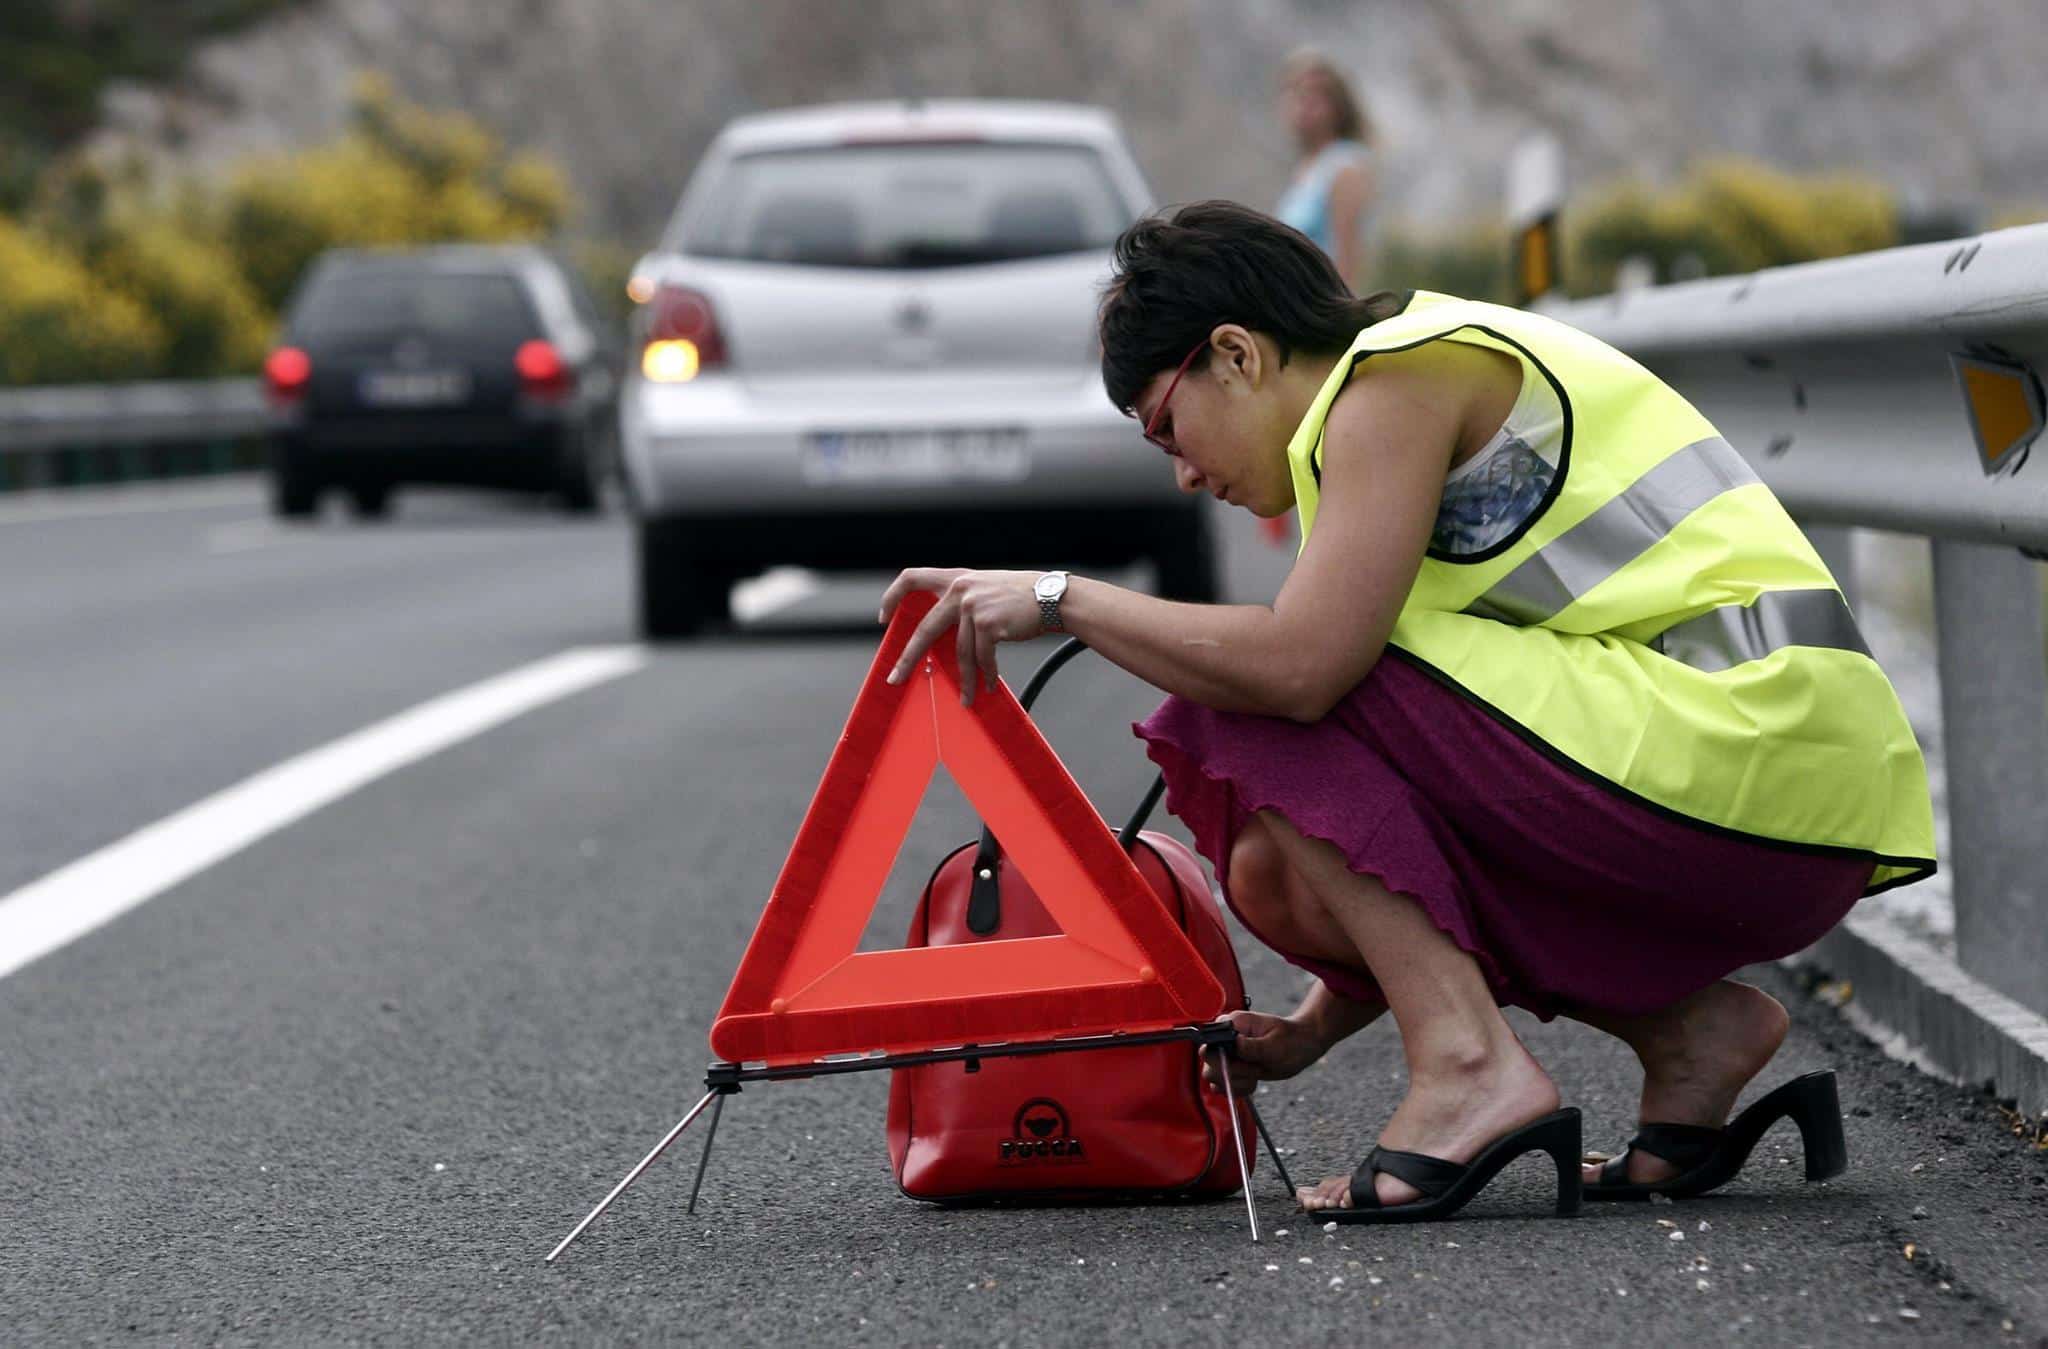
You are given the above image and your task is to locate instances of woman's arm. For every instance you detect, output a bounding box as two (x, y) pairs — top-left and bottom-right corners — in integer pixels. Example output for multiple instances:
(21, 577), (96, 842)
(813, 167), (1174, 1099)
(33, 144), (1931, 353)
(1327, 159), (1373, 288)
(882, 351), (1463, 719)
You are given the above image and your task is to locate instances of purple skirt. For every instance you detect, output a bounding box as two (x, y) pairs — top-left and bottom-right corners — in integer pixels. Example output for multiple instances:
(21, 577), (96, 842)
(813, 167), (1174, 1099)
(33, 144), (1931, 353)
(1134, 653), (1871, 1020)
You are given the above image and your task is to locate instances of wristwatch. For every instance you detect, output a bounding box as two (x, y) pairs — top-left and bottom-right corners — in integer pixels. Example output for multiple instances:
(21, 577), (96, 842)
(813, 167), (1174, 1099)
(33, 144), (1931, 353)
(1034, 570), (1070, 632)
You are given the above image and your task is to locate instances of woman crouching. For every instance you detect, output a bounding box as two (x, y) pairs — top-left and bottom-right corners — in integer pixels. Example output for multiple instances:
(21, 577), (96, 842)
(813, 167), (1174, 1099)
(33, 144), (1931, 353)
(879, 201), (1935, 1220)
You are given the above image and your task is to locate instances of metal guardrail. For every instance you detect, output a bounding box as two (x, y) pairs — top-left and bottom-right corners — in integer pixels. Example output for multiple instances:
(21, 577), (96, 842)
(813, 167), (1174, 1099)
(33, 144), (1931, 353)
(1544, 225), (2048, 551)
(1546, 226), (2048, 1020)
(0, 377), (267, 489)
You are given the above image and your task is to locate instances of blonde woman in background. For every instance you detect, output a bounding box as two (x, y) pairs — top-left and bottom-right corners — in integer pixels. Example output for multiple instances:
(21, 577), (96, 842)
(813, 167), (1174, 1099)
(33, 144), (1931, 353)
(1274, 48), (1377, 287)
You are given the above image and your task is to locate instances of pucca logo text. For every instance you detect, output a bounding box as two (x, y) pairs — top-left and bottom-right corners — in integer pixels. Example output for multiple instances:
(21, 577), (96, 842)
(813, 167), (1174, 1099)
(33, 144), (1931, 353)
(999, 1097), (1086, 1163)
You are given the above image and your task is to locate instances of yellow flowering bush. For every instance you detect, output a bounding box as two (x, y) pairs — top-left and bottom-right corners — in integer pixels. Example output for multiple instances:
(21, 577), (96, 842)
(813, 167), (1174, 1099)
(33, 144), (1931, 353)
(98, 222), (271, 377)
(1570, 158), (1898, 295)
(2, 75), (582, 384)
(0, 215), (164, 384)
(220, 76), (572, 311)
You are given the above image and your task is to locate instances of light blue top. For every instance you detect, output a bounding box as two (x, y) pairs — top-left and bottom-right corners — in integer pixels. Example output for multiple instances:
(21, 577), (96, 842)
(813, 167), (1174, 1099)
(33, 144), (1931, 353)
(1274, 139), (1372, 258)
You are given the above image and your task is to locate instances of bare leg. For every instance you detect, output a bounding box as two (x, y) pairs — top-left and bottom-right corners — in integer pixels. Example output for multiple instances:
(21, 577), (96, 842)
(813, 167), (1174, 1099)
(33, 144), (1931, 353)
(1568, 981), (1790, 1184)
(1243, 810), (1560, 1209)
(1205, 813), (1385, 1094)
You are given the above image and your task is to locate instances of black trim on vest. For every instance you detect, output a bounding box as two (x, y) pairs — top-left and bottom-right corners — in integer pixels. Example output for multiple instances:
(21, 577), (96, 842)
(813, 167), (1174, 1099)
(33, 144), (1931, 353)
(1310, 320), (1576, 565)
(1379, 645), (1938, 897)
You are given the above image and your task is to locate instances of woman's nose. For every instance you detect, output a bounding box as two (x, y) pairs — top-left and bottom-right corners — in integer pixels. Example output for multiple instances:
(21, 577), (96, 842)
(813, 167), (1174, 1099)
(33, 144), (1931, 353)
(1174, 459), (1206, 494)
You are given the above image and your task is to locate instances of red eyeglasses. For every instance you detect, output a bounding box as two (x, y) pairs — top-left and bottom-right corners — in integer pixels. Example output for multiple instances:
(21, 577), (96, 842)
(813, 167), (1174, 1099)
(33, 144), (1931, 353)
(1140, 340), (1207, 455)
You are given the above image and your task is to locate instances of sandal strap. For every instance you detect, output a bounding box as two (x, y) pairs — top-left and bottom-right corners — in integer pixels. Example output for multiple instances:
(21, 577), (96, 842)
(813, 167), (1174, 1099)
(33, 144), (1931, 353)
(1351, 1145), (1468, 1204)
(1627, 1122), (1725, 1171)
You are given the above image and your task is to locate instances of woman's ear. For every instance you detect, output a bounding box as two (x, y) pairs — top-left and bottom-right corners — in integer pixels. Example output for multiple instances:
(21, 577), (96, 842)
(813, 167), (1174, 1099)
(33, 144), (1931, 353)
(1208, 323), (1264, 388)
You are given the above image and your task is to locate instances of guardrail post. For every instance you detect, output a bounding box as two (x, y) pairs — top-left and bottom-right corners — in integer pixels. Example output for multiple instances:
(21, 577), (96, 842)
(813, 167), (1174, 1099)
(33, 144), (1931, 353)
(1931, 540), (2048, 1015)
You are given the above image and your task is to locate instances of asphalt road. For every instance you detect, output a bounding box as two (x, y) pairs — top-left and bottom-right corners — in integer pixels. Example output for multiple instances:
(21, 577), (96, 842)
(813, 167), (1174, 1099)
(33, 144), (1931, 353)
(2, 479), (2043, 1346)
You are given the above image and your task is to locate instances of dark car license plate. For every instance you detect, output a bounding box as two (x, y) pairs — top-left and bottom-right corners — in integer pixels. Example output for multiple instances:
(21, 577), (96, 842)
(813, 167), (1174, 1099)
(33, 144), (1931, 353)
(358, 370), (472, 407)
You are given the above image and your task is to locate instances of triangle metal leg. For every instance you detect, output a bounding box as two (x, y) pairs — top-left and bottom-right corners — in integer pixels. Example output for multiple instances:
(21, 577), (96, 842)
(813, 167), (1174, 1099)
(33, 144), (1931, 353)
(546, 1088), (722, 1264)
(685, 1092), (727, 1216)
(1247, 1096), (1298, 1200)
(1212, 1046), (1260, 1243)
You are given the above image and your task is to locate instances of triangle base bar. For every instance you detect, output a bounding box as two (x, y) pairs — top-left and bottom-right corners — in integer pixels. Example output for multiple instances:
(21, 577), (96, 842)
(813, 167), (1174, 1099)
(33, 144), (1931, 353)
(704, 1019), (1240, 1087)
(542, 1023), (1298, 1263)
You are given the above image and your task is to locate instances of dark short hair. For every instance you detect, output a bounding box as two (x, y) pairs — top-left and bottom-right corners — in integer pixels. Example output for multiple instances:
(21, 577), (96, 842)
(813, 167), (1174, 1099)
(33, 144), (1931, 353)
(1098, 200), (1404, 415)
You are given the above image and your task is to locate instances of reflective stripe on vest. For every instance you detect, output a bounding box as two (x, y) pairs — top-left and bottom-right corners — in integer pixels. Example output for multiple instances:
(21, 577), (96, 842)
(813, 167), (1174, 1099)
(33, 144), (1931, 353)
(1457, 435), (1870, 673)
(1464, 436), (1758, 626)
(1651, 587), (1870, 673)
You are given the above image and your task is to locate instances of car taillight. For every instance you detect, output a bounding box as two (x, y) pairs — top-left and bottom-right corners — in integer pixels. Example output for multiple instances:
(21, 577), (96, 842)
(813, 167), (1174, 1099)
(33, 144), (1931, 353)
(265, 346), (311, 401)
(516, 339), (574, 399)
(641, 285), (728, 382)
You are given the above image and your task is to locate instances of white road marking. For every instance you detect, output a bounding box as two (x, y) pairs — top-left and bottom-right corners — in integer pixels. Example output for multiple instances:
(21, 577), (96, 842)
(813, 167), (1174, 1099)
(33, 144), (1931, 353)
(731, 567), (822, 621)
(0, 477), (260, 527)
(203, 518), (287, 554)
(0, 644), (648, 981)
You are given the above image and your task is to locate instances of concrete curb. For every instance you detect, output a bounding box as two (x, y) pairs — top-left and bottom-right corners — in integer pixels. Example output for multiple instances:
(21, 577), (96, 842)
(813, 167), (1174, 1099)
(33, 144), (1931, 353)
(1789, 911), (2048, 1116)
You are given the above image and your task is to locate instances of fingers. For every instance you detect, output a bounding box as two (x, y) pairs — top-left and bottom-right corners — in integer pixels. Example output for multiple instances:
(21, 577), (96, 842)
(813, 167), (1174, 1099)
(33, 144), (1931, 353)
(879, 570), (1017, 696)
(888, 590), (959, 684)
(877, 568), (956, 625)
(1199, 1045), (1264, 1094)
(976, 625), (1001, 694)
(956, 610), (978, 706)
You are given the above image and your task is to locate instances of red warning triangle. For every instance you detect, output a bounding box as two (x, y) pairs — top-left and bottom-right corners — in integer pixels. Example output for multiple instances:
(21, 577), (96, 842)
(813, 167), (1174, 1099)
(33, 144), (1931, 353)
(710, 592), (1225, 1066)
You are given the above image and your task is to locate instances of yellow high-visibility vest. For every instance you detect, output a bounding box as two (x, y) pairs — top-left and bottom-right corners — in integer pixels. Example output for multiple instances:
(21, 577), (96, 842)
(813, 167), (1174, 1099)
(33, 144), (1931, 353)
(1289, 291), (1935, 892)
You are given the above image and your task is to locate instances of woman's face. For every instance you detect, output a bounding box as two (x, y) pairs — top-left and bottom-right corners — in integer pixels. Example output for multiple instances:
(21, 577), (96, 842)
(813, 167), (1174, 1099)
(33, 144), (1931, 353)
(1282, 70), (1342, 145)
(1133, 329), (1299, 518)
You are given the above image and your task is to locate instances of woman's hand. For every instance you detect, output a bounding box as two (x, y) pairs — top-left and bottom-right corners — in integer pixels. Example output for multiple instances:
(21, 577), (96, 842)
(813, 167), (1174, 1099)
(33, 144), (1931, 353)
(878, 568), (1047, 704)
(1201, 1008), (1335, 1094)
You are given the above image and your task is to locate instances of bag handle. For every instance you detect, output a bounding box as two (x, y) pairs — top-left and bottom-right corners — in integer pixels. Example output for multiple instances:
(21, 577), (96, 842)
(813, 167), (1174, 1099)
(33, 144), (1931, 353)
(965, 638), (1167, 935)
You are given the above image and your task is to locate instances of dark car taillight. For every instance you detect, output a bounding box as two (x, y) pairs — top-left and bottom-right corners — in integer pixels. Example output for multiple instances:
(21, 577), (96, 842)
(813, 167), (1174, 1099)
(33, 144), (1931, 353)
(640, 284), (728, 383)
(516, 339), (574, 400)
(265, 346), (311, 402)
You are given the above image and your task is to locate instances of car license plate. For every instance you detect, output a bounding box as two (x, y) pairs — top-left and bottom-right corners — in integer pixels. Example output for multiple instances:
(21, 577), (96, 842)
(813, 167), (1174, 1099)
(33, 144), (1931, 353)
(803, 428), (1029, 484)
(358, 370), (471, 407)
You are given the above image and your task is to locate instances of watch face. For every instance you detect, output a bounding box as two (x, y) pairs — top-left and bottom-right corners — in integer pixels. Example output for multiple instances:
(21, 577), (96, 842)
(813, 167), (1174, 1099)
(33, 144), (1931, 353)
(1035, 573), (1064, 600)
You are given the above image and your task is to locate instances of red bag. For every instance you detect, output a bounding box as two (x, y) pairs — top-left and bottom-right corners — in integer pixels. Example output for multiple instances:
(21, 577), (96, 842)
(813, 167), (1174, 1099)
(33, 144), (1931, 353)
(884, 643), (1255, 1203)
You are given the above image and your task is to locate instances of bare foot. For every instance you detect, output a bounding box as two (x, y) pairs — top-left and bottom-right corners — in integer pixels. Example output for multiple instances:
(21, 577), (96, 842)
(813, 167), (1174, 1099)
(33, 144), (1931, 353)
(1584, 980), (1790, 1186)
(1299, 1034), (1561, 1210)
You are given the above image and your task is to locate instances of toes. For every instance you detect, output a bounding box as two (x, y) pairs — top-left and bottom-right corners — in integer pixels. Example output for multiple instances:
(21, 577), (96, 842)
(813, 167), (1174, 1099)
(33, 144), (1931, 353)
(1296, 1176), (1352, 1210)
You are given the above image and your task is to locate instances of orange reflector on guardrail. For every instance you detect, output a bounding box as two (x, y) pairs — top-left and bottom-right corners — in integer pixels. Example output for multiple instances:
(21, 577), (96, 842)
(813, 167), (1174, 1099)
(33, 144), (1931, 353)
(1514, 215), (1558, 308)
(707, 592), (1224, 1067)
(1952, 353), (2045, 476)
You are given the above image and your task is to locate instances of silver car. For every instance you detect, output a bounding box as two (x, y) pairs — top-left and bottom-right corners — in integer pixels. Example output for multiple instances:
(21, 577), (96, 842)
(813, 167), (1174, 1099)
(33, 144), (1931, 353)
(619, 99), (1215, 638)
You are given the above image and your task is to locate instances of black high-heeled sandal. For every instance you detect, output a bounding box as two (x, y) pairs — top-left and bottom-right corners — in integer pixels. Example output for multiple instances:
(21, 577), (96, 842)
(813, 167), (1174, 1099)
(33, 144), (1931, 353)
(1319, 1107), (1584, 1225)
(1585, 1070), (1848, 1201)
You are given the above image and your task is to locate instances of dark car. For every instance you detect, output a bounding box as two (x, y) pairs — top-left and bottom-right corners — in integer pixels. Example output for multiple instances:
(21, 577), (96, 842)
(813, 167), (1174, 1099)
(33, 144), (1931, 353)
(264, 246), (621, 518)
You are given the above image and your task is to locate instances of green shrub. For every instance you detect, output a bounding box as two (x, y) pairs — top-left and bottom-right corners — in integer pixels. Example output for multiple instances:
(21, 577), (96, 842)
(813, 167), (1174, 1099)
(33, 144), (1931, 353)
(98, 223), (272, 376)
(0, 215), (164, 383)
(1370, 222), (1512, 303)
(219, 139), (433, 310)
(218, 77), (573, 311)
(567, 238), (638, 323)
(1569, 158), (1898, 295)
(6, 74), (586, 383)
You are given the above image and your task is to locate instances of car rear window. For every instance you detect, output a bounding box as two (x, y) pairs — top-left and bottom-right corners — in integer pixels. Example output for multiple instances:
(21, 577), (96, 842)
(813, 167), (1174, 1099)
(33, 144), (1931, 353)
(292, 269), (538, 341)
(678, 142), (1130, 268)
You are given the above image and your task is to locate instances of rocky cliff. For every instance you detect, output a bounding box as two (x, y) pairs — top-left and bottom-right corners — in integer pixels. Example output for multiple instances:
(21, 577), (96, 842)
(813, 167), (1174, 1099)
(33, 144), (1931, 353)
(88, 0), (2048, 247)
